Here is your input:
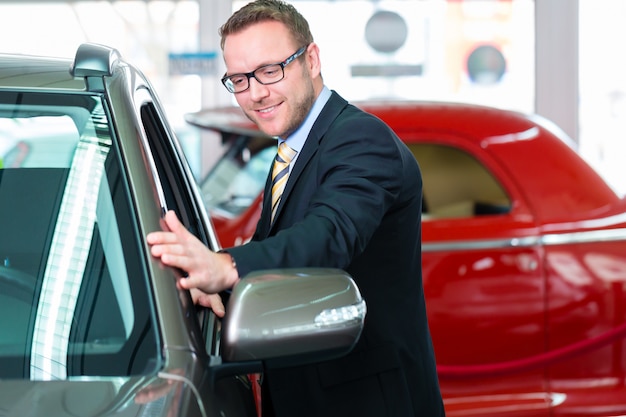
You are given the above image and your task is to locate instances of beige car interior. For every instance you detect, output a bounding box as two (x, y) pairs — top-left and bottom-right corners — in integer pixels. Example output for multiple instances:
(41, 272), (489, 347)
(410, 143), (511, 219)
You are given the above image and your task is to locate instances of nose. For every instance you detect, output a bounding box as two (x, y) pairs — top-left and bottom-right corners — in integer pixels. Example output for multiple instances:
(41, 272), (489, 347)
(247, 76), (270, 101)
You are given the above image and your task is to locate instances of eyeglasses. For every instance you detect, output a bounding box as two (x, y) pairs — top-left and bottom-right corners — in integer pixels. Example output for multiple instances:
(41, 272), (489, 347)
(221, 46), (307, 94)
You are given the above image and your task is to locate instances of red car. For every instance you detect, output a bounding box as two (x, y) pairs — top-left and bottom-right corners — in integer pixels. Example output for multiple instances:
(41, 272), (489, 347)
(187, 101), (626, 417)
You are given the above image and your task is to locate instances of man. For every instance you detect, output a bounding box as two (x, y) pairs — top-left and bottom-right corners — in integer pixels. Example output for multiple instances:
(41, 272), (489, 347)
(147, 0), (445, 415)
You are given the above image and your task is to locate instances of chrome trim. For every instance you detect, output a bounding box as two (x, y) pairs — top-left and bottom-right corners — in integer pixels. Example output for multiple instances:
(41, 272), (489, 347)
(422, 237), (537, 252)
(422, 228), (626, 253)
(541, 227), (626, 245)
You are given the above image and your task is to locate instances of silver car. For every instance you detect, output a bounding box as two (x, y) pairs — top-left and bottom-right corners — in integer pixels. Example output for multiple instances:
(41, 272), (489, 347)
(0, 43), (365, 417)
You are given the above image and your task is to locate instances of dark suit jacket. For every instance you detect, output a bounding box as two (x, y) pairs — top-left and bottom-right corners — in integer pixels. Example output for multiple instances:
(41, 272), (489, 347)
(228, 91), (445, 417)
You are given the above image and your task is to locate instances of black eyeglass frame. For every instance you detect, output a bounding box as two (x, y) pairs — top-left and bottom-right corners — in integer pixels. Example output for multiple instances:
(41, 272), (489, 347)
(221, 46), (307, 94)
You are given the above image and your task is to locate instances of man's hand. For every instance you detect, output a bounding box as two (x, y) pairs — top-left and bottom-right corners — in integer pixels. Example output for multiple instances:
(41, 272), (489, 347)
(147, 210), (239, 316)
(190, 289), (226, 318)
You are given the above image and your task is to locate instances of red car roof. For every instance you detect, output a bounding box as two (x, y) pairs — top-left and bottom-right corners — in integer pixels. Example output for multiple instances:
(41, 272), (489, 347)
(187, 100), (622, 225)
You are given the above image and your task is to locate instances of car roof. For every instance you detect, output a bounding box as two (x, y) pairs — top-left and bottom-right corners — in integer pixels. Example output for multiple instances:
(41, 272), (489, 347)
(0, 44), (128, 93)
(186, 100), (623, 223)
(186, 100), (565, 145)
(0, 53), (85, 91)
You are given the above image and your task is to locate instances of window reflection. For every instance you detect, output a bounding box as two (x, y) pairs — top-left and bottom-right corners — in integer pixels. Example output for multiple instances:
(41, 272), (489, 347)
(0, 92), (158, 380)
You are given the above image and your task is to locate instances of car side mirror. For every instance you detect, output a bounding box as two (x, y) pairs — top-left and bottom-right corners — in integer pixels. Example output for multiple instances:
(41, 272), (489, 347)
(221, 268), (366, 369)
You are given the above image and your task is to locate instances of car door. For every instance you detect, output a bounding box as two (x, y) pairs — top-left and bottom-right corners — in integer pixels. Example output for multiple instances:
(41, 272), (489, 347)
(133, 88), (257, 417)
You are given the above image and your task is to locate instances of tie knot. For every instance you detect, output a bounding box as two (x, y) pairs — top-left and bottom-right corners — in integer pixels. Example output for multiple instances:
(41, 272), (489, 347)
(276, 142), (297, 164)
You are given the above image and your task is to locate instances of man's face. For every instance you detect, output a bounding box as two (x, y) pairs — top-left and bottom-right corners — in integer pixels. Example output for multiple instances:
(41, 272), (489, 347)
(223, 20), (317, 138)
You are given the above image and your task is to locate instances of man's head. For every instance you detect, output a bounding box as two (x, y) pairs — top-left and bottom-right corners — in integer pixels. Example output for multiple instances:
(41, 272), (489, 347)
(219, 0), (324, 139)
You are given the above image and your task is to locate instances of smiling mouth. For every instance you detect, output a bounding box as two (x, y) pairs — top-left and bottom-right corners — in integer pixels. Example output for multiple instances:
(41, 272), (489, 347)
(258, 106), (275, 114)
(255, 101), (282, 115)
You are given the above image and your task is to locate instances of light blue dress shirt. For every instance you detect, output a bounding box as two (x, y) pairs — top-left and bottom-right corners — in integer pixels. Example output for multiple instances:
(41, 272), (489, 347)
(278, 85), (332, 168)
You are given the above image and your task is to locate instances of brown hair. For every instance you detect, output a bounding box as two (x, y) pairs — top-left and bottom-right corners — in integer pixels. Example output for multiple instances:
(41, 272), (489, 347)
(219, 0), (314, 50)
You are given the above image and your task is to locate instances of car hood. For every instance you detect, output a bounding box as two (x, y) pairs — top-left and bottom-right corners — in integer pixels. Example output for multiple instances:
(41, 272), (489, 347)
(0, 375), (182, 417)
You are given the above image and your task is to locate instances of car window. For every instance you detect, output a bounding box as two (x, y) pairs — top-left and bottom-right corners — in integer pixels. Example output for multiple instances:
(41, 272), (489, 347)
(409, 143), (511, 219)
(200, 135), (275, 218)
(0, 91), (159, 380)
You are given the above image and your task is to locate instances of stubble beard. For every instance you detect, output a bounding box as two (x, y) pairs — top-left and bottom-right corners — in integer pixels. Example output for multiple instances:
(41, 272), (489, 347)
(247, 70), (317, 139)
(280, 80), (316, 139)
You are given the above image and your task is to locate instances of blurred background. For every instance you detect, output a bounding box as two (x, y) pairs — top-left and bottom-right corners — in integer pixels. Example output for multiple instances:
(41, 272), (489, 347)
(1, 0), (623, 195)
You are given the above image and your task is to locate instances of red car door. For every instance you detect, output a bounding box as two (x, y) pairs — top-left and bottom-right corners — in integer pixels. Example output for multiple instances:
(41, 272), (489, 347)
(411, 140), (551, 416)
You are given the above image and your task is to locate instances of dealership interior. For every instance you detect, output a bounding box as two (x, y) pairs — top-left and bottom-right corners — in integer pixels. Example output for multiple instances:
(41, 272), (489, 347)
(1, 0), (624, 195)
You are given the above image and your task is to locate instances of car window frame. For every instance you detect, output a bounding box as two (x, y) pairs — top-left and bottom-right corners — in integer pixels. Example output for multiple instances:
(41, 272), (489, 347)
(132, 87), (224, 357)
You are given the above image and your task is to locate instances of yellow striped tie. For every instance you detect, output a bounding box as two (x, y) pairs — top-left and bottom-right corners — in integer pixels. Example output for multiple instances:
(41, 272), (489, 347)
(271, 142), (297, 222)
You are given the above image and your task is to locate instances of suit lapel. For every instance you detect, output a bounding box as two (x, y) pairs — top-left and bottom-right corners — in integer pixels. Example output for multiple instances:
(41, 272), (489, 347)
(265, 91), (349, 235)
(256, 161), (275, 238)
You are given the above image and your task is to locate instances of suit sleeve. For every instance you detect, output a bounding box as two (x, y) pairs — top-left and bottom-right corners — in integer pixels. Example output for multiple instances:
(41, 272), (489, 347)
(227, 108), (412, 277)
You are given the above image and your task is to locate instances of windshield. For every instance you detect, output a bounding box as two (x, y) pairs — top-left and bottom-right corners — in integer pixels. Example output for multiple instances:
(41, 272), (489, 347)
(0, 91), (159, 381)
(200, 134), (275, 217)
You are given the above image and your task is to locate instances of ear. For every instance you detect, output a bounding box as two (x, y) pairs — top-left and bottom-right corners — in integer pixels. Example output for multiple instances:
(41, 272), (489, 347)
(305, 42), (322, 79)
